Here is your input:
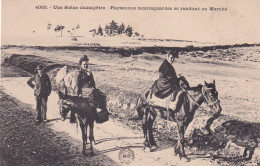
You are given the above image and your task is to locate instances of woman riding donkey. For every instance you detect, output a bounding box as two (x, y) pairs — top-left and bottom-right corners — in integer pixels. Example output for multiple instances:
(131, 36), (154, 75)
(70, 55), (96, 123)
(151, 50), (183, 100)
(136, 50), (222, 160)
(57, 55), (108, 155)
(136, 50), (188, 149)
(69, 55), (108, 123)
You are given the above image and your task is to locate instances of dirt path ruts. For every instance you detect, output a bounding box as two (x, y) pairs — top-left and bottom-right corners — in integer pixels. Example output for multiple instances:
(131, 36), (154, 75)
(0, 76), (219, 166)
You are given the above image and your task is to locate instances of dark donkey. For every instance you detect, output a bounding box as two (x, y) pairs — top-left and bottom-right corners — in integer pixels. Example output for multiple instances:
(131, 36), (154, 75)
(58, 91), (97, 156)
(136, 80), (222, 162)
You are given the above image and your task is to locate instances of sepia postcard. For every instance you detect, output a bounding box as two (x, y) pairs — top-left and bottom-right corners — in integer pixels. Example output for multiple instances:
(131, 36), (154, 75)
(1, 0), (260, 165)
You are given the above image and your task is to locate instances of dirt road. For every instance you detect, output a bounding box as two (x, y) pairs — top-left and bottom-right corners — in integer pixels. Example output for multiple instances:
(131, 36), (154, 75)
(1, 46), (260, 165)
(1, 76), (223, 166)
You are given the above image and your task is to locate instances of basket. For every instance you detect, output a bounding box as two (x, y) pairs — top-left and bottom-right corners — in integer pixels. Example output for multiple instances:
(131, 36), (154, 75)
(96, 108), (110, 124)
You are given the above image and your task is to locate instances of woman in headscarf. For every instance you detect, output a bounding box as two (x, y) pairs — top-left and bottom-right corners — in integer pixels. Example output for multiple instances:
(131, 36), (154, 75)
(70, 55), (96, 123)
(151, 50), (180, 99)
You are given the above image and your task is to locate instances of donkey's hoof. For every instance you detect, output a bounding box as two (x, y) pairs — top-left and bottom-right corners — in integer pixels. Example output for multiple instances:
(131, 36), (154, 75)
(150, 145), (158, 152)
(174, 149), (179, 156)
(88, 151), (96, 157)
(180, 155), (190, 162)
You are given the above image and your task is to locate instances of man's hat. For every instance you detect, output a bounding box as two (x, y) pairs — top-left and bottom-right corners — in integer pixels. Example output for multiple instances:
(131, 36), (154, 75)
(36, 64), (44, 70)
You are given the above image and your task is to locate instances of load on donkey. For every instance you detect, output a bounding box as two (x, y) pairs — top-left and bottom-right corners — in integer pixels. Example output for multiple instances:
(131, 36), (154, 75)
(55, 55), (110, 155)
(135, 50), (222, 162)
(55, 56), (110, 124)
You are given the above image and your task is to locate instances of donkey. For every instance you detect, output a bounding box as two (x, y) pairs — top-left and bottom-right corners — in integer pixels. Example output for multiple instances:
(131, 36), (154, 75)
(57, 91), (96, 156)
(136, 80), (222, 162)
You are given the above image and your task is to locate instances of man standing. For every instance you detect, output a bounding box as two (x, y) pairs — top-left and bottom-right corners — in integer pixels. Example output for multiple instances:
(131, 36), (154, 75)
(27, 65), (52, 124)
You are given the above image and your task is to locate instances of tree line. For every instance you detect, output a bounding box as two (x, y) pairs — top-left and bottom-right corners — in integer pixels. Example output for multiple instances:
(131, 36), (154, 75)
(90, 20), (143, 37)
(45, 20), (143, 38)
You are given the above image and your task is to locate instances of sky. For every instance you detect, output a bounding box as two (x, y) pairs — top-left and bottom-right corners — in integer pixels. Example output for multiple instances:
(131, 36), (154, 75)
(2, 0), (260, 45)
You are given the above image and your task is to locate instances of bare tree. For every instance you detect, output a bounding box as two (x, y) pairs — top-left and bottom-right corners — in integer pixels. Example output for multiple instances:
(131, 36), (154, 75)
(54, 25), (65, 37)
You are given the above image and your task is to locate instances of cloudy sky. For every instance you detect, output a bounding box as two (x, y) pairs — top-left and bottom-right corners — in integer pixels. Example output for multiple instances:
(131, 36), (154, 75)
(2, 0), (260, 44)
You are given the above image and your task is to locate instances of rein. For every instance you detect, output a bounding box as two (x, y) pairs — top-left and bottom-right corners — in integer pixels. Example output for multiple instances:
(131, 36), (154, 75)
(182, 88), (200, 107)
(183, 85), (220, 108)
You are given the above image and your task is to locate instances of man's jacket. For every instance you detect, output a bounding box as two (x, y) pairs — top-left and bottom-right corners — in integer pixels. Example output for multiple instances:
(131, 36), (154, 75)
(27, 73), (52, 96)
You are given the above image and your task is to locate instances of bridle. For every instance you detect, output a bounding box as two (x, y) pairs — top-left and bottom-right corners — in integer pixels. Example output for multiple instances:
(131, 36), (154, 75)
(183, 84), (220, 108)
(201, 85), (220, 108)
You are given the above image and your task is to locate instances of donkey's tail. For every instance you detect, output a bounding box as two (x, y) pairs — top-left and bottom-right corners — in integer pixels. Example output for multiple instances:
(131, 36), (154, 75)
(128, 95), (142, 121)
(136, 95), (145, 120)
(132, 89), (150, 120)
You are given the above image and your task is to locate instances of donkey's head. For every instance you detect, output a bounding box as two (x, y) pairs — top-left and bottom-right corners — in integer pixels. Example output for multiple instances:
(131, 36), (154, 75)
(202, 80), (222, 116)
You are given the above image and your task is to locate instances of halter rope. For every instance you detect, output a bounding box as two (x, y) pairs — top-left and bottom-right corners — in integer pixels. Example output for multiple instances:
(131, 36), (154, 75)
(201, 86), (220, 107)
(183, 85), (220, 109)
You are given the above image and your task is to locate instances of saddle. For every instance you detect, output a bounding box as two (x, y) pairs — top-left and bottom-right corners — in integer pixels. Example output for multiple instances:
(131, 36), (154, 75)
(146, 89), (183, 111)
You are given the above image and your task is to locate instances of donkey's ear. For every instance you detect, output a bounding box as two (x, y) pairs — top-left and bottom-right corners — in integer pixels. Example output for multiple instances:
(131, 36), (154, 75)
(204, 81), (208, 86)
(213, 79), (215, 85)
(57, 91), (64, 99)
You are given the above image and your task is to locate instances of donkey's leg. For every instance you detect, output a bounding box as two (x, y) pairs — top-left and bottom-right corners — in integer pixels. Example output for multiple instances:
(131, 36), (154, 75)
(174, 119), (191, 156)
(89, 121), (95, 155)
(174, 123), (189, 156)
(93, 120), (96, 144)
(142, 108), (149, 149)
(184, 119), (195, 146)
(79, 119), (87, 155)
(177, 120), (190, 162)
(147, 109), (157, 151)
(85, 123), (88, 146)
(174, 122), (180, 156)
(174, 142), (180, 156)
